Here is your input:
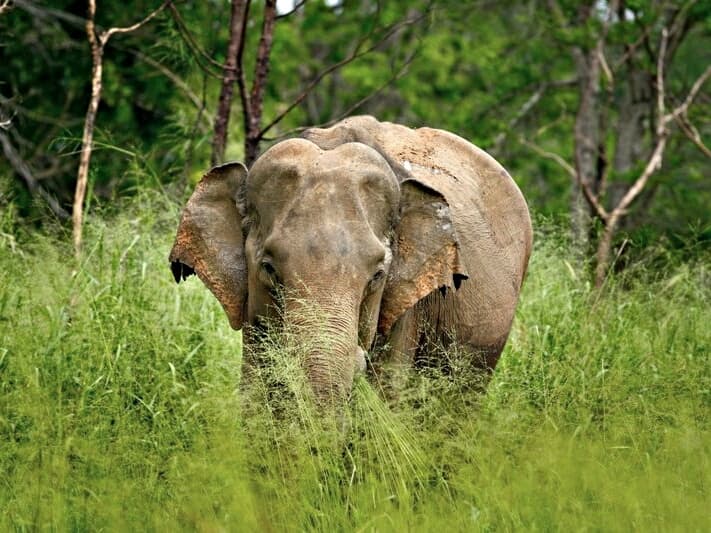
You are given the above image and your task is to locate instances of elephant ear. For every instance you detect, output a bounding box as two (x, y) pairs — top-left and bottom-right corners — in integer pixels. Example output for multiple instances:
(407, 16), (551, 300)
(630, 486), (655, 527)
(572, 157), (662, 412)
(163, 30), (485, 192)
(169, 162), (248, 330)
(378, 179), (469, 335)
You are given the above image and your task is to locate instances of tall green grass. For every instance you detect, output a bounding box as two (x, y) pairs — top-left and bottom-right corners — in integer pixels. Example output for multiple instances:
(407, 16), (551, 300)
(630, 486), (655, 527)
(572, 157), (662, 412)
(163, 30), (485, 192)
(1, 191), (709, 531)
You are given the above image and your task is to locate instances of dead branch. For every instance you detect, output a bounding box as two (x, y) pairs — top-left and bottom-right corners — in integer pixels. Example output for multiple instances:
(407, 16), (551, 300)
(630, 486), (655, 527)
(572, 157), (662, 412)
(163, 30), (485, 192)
(73, 0), (169, 257)
(675, 114), (711, 159)
(276, 0), (306, 20)
(520, 136), (609, 221)
(312, 48), (418, 128)
(266, 48), (419, 141)
(0, 0), (13, 16)
(0, 131), (69, 219)
(101, 3), (167, 43)
(257, 9), (428, 139)
(655, 28), (669, 130)
(613, 25), (651, 71)
(491, 84), (547, 155)
(667, 64), (711, 122)
(598, 48), (613, 87)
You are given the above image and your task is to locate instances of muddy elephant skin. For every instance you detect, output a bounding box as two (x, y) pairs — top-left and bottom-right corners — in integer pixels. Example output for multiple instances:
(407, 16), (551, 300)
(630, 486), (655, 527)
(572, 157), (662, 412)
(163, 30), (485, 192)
(170, 116), (532, 402)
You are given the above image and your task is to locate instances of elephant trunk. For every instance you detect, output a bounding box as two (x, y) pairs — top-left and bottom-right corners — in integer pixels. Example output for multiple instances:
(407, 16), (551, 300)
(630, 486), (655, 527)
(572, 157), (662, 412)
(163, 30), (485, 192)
(284, 293), (363, 404)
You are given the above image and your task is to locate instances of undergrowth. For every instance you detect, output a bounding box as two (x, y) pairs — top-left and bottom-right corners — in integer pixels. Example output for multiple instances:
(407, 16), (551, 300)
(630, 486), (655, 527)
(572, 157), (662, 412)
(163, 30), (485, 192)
(0, 191), (709, 531)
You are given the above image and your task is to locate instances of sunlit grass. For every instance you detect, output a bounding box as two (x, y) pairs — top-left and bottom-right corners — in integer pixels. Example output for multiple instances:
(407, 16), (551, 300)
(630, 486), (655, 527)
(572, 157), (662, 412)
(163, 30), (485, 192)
(0, 192), (709, 531)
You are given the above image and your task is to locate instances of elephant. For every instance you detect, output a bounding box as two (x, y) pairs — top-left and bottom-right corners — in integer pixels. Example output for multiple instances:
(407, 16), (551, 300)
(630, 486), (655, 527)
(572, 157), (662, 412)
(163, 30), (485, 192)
(169, 115), (532, 403)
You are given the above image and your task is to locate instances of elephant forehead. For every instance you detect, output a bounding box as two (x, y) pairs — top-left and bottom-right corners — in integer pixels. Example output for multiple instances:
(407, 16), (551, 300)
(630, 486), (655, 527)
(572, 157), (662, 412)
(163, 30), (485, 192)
(249, 138), (395, 189)
(247, 138), (398, 229)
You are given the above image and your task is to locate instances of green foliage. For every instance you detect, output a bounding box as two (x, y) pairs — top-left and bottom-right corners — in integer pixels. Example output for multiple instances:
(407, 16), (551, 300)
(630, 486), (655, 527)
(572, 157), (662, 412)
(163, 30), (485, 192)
(2, 0), (709, 252)
(1, 195), (709, 530)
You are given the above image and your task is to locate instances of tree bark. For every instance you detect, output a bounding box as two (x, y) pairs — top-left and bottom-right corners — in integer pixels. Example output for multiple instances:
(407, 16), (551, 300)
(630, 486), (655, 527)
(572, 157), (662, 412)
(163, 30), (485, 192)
(571, 45), (601, 254)
(568, 1), (618, 257)
(244, 0), (276, 167)
(73, 0), (102, 258)
(211, 0), (248, 166)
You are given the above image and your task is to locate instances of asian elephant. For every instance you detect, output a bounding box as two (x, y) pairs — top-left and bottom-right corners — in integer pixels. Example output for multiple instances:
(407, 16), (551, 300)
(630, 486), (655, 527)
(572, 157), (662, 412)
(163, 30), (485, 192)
(169, 116), (532, 403)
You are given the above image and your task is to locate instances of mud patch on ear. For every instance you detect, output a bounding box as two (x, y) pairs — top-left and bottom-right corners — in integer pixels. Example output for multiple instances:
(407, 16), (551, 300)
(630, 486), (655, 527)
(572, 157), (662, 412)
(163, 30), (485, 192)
(378, 179), (468, 335)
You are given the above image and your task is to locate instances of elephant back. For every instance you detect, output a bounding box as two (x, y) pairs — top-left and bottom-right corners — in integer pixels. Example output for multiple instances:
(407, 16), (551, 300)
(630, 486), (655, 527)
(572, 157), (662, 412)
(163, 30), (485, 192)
(372, 118), (533, 350)
(302, 116), (532, 350)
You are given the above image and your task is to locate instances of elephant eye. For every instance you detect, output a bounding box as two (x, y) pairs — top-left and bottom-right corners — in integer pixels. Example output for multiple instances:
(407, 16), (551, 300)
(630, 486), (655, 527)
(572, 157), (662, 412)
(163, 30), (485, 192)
(261, 260), (276, 276)
(259, 259), (279, 287)
(371, 269), (385, 282)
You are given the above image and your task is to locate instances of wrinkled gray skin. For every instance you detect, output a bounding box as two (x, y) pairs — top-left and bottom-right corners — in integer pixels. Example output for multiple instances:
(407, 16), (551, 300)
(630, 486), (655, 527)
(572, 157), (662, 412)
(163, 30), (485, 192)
(170, 116), (532, 403)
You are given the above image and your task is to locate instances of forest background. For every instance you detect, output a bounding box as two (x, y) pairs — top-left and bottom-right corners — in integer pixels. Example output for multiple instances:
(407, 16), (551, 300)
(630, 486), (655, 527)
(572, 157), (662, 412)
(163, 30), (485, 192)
(2, 0), (709, 267)
(0, 0), (710, 530)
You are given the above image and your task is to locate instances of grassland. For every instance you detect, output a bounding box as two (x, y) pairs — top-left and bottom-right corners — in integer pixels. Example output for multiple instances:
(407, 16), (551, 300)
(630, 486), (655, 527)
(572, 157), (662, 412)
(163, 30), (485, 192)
(1, 191), (709, 531)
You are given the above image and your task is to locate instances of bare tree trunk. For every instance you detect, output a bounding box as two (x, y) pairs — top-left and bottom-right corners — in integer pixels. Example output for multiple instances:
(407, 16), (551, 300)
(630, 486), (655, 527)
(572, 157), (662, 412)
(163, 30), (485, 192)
(211, 0), (248, 166)
(72, 0), (167, 258)
(571, 45), (601, 254)
(563, 1), (619, 260)
(73, 0), (102, 258)
(244, 0), (276, 167)
(592, 39), (710, 286)
(192, 0), (426, 168)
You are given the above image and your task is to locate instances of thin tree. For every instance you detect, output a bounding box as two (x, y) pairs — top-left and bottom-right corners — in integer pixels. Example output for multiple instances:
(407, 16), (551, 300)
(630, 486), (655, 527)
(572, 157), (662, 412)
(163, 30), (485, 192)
(590, 30), (710, 286)
(211, 0), (249, 166)
(73, 0), (168, 258)
(526, 1), (710, 287)
(193, 0), (429, 167)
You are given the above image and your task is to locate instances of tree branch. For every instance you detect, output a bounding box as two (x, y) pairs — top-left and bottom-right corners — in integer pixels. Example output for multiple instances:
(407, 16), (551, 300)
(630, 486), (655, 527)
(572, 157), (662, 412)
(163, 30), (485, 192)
(266, 48), (419, 141)
(675, 114), (711, 159)
(656, 28), (669, 133)
(258, 10), (428, 138)
(73, 0), (168, 257)
(167, 2), (224, 78)
(100, 1), (169, 44)
(0, 131), (70, 219)
(0, 0), (13, 16)
(667, 64), (711, 123)
(613, 24), (652, 71)
(491, 83), (548, 154)
(520, 136), (609, 220)
(276, 0), (306, 20)
(593, 27), (711, 285)
(126, 48), (211, 125)
(615, 53), (711, 214)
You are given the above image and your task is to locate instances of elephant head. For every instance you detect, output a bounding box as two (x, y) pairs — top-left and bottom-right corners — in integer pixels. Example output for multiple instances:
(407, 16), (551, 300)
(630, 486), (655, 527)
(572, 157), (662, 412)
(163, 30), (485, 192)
(170, 119), (470, 403)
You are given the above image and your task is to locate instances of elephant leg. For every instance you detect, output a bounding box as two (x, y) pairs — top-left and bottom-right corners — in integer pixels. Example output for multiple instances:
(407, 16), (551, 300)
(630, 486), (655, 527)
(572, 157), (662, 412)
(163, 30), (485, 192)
(413, 291), (508, 392)
(371, 308), (420, 401)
